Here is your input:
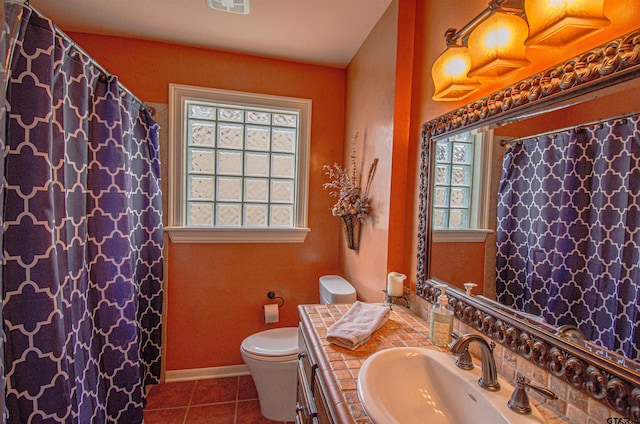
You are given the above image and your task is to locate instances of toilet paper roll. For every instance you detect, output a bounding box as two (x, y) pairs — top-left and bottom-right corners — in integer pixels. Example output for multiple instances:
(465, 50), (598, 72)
(264, 303), (279, 324)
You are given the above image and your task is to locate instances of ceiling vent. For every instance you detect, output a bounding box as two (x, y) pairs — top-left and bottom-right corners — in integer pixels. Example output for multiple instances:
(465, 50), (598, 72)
(207, 0), (250, 14)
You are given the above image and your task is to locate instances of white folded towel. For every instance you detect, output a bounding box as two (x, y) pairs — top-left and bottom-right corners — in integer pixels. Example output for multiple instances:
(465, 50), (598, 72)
(326, 301), (390, 350)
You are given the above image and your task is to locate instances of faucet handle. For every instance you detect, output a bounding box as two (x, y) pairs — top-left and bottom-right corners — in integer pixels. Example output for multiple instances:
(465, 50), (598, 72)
(451, 332), (473, 370)
(450, 333), (474, 370)
(455, 346), (474, 370)
(508, 373), (558, 415)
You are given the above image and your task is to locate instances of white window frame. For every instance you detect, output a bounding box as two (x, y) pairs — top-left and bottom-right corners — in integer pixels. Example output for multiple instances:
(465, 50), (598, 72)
(165, 84), (311, 243)
(432, 127), (494, 243)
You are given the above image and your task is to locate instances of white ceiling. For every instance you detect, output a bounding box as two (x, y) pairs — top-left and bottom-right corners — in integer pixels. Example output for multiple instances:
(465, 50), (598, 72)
(29, 0), (394, 68)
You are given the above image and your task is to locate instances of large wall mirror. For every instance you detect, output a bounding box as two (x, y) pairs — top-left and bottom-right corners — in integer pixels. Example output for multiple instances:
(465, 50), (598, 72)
(417, 29), (640, 419)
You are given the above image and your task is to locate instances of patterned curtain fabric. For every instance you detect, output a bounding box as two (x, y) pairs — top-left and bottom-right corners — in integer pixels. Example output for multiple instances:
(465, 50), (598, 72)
(496, 114), (640, 359)
(2, 6), (163, 423)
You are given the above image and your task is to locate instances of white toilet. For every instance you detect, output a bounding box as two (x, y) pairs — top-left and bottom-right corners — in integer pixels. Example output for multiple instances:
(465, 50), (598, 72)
(240, 327), (299, 421)
(240, 275), (356, 421)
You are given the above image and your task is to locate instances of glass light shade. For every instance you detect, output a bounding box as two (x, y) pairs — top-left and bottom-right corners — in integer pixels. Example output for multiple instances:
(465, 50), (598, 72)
(467, 13), (530, 79)
(525, 0), (610, 47)
(432, 45), (481, 101)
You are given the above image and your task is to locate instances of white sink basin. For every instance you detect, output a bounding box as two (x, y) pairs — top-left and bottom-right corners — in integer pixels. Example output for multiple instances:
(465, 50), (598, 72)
(357, 347), (545, 424)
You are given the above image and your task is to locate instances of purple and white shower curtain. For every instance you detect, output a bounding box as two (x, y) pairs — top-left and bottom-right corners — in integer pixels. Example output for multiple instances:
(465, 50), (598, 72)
(2, 4), (163, 423)
(496, 113), (640, 360)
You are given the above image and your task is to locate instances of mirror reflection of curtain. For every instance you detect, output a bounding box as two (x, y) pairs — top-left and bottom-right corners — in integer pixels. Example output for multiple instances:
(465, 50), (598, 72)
(2, 4), (163, 423)
(1, 0), (8, 421)
(496, 113), (640, 359)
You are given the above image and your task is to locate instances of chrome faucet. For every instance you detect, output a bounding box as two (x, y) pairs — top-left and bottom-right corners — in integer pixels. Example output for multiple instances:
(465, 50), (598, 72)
(450, 334), (500, 391)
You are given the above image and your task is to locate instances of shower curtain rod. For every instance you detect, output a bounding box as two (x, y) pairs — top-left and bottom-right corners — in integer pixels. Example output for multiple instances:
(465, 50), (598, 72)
(14, 0), (151, 113)
(499, 110), (640, 147)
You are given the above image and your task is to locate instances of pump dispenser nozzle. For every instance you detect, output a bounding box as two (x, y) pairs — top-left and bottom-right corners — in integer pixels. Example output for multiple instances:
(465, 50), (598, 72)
(464, 282), (478, 296)
(434, 284), (449, 305)
(429, 284), (454, 347)
(434, 284), (447, 297)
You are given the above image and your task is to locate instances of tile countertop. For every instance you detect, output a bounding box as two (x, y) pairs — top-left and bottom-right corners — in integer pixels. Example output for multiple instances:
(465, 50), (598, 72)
(298, 303), (566, 424)
(298, 303), (437, 423)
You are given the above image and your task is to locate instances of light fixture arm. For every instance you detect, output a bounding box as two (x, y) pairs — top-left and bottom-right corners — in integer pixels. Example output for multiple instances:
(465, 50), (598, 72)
(444, 28), (458, 47)
(445, 0), (525, 46)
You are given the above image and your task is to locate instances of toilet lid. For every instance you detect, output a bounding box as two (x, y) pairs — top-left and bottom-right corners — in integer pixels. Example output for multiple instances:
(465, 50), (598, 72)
(320, 275), (355, 295)
(241, 327), (298, 357)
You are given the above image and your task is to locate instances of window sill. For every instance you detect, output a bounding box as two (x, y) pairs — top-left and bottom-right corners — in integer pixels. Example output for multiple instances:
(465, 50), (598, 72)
(432, 229), (493, 243)
(165, 226), (310, 243)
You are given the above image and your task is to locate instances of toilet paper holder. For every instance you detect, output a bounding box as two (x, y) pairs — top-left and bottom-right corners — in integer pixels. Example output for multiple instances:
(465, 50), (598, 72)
(267, 291), (285, 307)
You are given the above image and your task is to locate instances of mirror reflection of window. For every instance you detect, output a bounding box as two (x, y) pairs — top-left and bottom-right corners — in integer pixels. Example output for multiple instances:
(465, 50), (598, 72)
(432, 129), (488, 231)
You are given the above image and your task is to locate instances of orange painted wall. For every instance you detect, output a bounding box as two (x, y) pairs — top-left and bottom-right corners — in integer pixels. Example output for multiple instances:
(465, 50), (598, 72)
(341, 0), (419, 301)
(67, 33), (347, 370)
(431, 242), (485, 293)
(494, 84), (640, 139)
(341, 2), (397, 301)
(388, 0), (418, 277)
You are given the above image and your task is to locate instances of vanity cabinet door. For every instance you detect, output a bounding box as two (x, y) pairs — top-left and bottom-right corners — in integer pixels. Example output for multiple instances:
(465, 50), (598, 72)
(296, 355), (318, 424)
(298, 338), (314, 388)
(312, 372), (333, 424)
(298, 325), (334, 424)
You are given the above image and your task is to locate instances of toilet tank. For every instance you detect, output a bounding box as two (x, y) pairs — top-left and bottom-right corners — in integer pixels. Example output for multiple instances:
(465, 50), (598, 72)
(319, 275), (356, 304)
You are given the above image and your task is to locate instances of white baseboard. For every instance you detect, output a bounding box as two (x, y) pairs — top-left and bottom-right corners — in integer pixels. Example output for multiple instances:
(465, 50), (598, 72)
(164, 364), (250, 383)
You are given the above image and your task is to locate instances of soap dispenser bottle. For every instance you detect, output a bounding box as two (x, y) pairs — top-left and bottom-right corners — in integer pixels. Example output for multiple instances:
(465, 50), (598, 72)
(429, 284), (454, 347)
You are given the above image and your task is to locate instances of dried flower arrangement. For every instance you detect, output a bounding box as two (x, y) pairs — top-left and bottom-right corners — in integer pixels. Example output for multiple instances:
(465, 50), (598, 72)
(323, 133), (379, 223)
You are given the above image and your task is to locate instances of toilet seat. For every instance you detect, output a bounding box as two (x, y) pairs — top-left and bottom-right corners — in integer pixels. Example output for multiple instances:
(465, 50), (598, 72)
(241, 327), (298, 362)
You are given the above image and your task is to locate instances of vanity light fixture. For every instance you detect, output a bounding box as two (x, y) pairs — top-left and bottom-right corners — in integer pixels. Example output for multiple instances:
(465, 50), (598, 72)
(525, 0), (610, 47)
(467, 11), (530, 79)
(432, 29), (481, 101)
(430, 0), (611, 101)
(431, 0), (527, 101)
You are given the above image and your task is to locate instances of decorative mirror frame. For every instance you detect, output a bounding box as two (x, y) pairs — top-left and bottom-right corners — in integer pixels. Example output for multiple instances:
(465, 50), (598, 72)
(417, 29), (640, 420)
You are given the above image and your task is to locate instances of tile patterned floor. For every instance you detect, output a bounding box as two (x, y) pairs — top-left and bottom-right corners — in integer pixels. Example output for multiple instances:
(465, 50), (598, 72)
(144, 375), (293, 424)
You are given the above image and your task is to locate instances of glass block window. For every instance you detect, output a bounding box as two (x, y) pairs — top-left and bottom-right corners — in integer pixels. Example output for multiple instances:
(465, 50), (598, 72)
(186, 101), (299, 227)
(433, 130), (475, 230)
(168, 84), (311, 242)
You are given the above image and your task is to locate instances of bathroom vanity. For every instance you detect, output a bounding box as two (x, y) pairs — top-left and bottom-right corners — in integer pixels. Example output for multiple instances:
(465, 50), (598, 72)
(296, 303), (433, 423)
(297, 303), (563, 424)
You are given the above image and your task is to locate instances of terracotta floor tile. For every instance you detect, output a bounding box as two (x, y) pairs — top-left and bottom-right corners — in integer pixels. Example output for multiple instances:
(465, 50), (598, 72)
(238, 375), (259, 400)
(236, 399), (281, 423)
(145, 381), (195, 409)
(185, 403), (236, 424)
(143, 376), (289, 422)
(191, 376), (238, 405)
(143, 407), (187, 424)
